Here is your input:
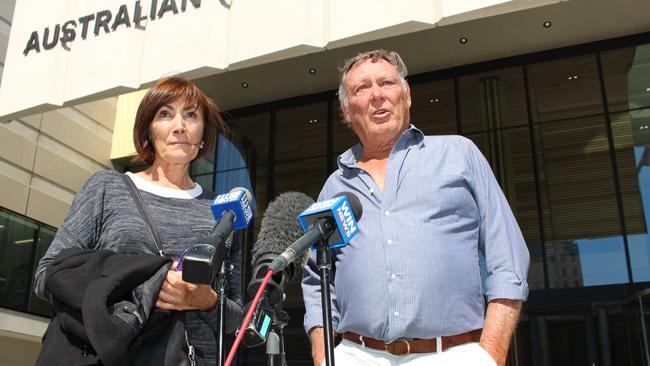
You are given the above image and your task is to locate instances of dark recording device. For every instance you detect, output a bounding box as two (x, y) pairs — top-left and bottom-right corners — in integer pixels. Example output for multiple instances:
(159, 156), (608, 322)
(240, 192), (314, 347)
(241, 296), (274, 348)
(180, 231), (229, 285)
(181, 188), (253, 284)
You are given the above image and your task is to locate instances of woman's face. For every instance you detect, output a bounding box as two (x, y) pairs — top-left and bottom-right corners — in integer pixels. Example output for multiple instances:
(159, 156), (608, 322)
(149, 97), (205, 166)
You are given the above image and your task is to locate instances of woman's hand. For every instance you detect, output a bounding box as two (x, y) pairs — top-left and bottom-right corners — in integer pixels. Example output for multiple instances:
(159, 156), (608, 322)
(156, 262), (218, 311)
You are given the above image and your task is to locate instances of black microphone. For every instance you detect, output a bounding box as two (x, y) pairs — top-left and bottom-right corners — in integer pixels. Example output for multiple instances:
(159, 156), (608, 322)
(241, 191), (314, 348)
(268, 191), (363, 274)
(181, 187), (253, 284)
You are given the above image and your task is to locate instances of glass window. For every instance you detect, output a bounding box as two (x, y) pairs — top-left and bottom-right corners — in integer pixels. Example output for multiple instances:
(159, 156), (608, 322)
(193, 174), (214, 192)
(465, 127), (540, 242)
(332, 101), (359, 171)
(191, 148), (215, 176)
(601, 44), (650, 113)
(275, 102), (327, 164)
(204, 113), (271, 234)
(274, 157), (326, 202)
(526, 241), (546, 290)
(0, 210), (38, 311)
(611, 109), (650, 282)
(332, 101), (359, 157)
(533, 115), (628, 288)
(28, 226), (55, 316)
(528, 54), (603, 123)
(460, 67), (528, 133)
(410, 78), (457, 135)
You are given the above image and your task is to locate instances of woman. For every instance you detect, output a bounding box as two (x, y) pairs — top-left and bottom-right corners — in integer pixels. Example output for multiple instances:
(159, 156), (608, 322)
(34, 76), (242, 365)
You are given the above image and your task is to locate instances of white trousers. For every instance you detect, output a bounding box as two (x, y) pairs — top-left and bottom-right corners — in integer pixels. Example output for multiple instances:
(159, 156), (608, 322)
(322, 339), (497, 366)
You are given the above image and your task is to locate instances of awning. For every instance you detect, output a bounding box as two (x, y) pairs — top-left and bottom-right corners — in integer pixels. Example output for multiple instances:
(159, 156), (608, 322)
(0, 0), (567, 122)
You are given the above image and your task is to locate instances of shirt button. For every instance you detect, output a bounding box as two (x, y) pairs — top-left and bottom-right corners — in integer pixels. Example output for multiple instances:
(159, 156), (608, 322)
(394, 310), (400, 317)
(387, 239), (393, 245)
(384, 210), (390, 216)
(390, 273), (397, 279)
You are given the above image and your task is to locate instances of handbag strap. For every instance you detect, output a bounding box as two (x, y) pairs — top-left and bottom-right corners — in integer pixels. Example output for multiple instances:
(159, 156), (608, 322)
(121, 173), (165, 257)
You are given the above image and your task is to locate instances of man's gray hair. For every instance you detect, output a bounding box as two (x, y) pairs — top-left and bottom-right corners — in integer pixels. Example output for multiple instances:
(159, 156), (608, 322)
(337, 49), (409, 109)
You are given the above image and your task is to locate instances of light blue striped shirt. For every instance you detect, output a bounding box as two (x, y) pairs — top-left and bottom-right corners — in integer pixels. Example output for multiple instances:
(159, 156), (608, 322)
(301, 125), (529, 343)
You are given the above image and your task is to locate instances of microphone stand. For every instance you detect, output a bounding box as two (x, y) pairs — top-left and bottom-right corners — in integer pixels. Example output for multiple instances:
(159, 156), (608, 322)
(216, 257), (233, 366)
(316, 240), (336, 366)
(265, 302), (289, 366)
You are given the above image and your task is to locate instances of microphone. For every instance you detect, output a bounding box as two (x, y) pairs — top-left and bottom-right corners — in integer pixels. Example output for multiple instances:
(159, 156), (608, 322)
(247, 191), (314, 305)
(241, 191), (314, 347)
(268, 192), (362, 275)
(181, 187), (254, 284)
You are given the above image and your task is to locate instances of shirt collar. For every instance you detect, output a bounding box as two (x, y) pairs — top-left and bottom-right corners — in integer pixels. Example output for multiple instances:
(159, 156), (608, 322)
(337, 124), (425, 170)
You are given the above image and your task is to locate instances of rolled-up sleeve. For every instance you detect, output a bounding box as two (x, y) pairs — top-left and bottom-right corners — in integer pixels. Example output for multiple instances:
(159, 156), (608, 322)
(463, 137), (530, 302)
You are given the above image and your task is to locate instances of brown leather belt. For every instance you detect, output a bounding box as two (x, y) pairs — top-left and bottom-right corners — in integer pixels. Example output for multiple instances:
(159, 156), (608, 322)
(342, 329), (482, 356)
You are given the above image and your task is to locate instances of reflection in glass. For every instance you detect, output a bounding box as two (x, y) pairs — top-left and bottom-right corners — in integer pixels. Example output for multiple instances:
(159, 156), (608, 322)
(275, 102), (327, 164)
(527, 241), (545, 290)
(191, 147), (215, 176)
(227, 113), (270, 168)
(274, 158), (326, 202)
(465, 127), (540, 242)
(576, 236), (628, 286)
(601, 44), (650, 113)
(528, 54), (603, 123)
(459, 67), (528, 133)
(533, 115), (628, 287)
(29, 227), (54, 316)
(194, 174), (214, 192)
(410, 78), (457, 135)
(624, 289), (650, 366)
(0, 210), (38, 310)
(611, 110), (650, 282)
(332, 101), (359, 157)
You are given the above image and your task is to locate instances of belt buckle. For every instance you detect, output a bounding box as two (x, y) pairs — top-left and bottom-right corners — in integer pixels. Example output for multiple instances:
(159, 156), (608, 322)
(385, 340), (411, 355)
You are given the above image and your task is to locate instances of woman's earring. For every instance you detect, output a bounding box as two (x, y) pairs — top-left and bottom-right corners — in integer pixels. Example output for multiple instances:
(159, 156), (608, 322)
(199, 141), (205, 149)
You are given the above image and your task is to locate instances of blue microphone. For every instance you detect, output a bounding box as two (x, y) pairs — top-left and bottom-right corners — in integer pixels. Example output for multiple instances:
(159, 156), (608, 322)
(268, 192), (362, 274)
(181, 187), (254, 284)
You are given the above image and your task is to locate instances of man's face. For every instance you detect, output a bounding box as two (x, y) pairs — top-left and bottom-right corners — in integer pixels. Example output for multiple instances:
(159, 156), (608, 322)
(341, 59), (411, 147)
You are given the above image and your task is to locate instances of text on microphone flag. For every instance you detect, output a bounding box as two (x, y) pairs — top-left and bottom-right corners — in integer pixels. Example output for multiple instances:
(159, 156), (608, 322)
(337, 199), (357, 237)
(211, 190), (253, 230)
(298, 195), (359, 249)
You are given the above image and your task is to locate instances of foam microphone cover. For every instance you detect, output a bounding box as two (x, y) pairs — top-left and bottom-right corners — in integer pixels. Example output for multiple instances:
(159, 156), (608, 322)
(252, 191), (315, 277)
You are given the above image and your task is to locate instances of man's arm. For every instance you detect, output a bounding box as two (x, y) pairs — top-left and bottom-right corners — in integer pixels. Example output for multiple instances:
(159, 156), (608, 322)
(480, 299), (522, 366)
(309, 327), (326, 366)
(308, 326), (339, 366)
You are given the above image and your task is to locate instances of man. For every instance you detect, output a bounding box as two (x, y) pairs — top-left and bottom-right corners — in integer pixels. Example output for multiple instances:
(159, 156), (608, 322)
(301, 50), (529, 366)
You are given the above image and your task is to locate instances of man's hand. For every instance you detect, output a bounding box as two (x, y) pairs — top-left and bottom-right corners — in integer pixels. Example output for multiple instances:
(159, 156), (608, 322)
(480, 298), (522, 366)
(156, 262), (218, 311)
(309, 327), (326, 366)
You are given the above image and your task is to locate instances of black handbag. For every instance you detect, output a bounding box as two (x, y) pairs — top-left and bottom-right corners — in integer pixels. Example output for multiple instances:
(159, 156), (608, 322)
(121, 174), (196, 366)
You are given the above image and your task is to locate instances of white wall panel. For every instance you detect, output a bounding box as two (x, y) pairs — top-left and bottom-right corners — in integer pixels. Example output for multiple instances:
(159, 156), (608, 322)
(227, 0), (325, 69)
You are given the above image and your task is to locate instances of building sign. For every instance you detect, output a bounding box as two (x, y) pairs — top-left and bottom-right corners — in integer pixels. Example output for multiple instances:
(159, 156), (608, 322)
(23, 0), (201, 56)
(0, 0), (232, 122)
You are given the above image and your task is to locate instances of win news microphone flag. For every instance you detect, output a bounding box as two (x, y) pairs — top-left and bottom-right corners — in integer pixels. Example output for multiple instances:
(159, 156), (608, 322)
(181, 187), (253, 284)
(268, 192), (362, 274)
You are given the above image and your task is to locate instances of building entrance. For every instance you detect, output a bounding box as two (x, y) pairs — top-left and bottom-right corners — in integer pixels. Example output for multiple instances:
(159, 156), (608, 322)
(512, 304), (632, 366)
